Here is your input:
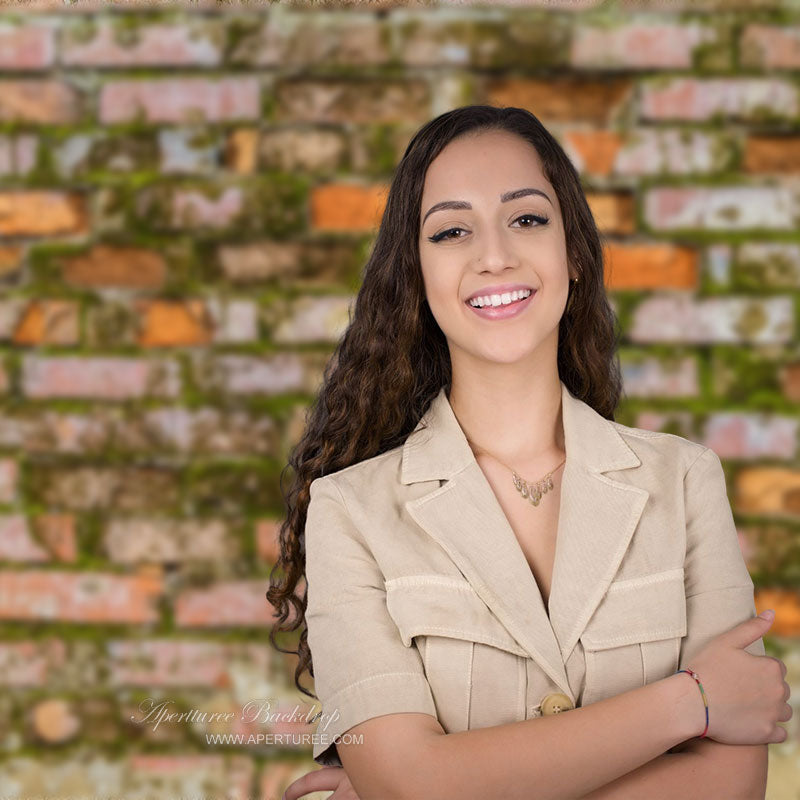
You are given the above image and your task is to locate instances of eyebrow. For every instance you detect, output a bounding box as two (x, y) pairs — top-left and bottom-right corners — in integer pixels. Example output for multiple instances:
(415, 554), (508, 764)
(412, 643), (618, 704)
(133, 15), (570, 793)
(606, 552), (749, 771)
(422, 187), (553, 226)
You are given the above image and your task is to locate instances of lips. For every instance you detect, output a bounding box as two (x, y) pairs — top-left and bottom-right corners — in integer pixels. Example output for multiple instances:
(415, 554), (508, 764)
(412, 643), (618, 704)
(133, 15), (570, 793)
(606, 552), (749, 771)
(466, 289), (536, 320)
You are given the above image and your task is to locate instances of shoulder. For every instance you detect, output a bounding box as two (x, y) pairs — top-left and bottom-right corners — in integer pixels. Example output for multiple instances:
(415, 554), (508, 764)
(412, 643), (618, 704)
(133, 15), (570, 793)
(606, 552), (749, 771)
(608, 419), (710, 476)
(309, 442), (407, 504)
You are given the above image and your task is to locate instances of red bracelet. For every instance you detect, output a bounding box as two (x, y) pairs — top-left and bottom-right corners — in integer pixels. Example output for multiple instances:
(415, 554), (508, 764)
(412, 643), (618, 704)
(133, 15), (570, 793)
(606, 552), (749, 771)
(675, 667), (709, 739)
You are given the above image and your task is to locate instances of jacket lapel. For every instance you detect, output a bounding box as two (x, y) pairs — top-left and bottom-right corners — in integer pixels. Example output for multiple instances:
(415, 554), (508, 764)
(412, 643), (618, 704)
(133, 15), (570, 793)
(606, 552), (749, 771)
(401, 380), (650, 700)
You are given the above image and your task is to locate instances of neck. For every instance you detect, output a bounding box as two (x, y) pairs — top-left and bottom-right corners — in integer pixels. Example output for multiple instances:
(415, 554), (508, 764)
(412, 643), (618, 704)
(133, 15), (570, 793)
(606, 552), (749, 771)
(447, 370), (565, 472)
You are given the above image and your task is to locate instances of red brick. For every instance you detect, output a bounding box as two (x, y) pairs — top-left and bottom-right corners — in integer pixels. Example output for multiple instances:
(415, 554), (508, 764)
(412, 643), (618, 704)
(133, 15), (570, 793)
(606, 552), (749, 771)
(611, 128), (732, 176)
(0, 515), (49, 561)
(108, 639), (273, 687)
(0, 570), (162, 623)
(169, 186), (245, 229)
(195, 353), (309, 396)
(310, 183), (387, 231)
(644, 186), (795, 231)
(99, 78), (260, 124)
(60, 244), (167, 289)
(0, 21), (54, 69)
(0, 80), (82, 123)
(0, 639), (66, 686)
(0, 192), (88, 236)
(703, 413), (798, 460)
(631, 295), (793, 344)
(621, 356), (698, 398)
(0, 133), (37, 176)
(0, 458), (17, 502)
(604, 242), (698, 289)
(175, 580), (278, 627)
(61, 19), (222, 67)
(22, 356), (180, 399)
(571, 22), (720, 69)
(741, 24), (800, 70)
(640, 77), (798, 121)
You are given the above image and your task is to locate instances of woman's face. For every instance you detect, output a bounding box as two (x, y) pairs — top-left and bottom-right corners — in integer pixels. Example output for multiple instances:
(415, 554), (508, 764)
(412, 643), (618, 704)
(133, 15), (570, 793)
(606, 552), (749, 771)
(418, 129), (575, 369)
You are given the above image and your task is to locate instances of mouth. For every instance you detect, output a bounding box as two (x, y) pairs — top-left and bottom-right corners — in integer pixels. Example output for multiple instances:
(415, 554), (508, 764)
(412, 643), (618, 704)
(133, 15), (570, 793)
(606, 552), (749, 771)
(465, 289), (536, 320)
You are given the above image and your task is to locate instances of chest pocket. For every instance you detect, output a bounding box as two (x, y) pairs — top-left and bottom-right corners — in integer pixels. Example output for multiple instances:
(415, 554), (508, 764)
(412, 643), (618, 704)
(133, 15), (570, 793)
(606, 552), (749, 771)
(580, 568), (687, 705)
(385, 576), (528, 733)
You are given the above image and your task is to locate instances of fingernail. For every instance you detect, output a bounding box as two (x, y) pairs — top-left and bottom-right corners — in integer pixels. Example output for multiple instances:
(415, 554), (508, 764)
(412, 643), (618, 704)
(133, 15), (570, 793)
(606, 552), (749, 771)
(758, 609), (775, 620)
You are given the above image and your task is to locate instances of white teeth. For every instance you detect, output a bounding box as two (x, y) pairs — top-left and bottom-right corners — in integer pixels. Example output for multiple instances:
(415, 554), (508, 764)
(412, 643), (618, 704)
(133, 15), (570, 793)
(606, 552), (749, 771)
(468, 288), (532, 308)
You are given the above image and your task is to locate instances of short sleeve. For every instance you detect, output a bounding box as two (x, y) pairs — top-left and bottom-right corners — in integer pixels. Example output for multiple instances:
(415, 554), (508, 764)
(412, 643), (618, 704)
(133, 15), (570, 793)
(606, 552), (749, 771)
(304, 476), (437, 767)
(678, 446), (765, 672)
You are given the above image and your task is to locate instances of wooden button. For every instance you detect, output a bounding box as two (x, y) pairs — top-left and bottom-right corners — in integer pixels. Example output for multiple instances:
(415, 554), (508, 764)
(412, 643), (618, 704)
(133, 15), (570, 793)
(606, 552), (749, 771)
(540, 692), (574, 715)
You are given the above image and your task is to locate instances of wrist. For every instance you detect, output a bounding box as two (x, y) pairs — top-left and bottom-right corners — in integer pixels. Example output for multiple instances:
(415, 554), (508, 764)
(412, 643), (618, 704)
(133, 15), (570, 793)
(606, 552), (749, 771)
(662, 671), (708, 743)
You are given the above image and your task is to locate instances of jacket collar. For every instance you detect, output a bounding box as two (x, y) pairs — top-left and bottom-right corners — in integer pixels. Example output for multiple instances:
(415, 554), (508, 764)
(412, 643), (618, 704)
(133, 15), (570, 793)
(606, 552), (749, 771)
(400, 380), (649, 701)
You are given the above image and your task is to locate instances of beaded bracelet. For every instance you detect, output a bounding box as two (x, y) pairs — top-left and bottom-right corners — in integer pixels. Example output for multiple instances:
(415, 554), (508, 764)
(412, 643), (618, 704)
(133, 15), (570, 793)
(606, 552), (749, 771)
(675, 667), (709, 739)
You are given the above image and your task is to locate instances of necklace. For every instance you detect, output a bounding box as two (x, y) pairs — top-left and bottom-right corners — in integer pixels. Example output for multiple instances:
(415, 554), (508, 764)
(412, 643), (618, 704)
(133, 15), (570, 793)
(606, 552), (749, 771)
(468, 440), (566, 508)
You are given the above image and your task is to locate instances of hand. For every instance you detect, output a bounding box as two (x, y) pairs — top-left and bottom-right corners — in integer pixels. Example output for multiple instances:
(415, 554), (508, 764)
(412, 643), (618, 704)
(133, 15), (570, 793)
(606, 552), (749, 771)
(686, 611), (792, 745)
(282, 766), (361, 800)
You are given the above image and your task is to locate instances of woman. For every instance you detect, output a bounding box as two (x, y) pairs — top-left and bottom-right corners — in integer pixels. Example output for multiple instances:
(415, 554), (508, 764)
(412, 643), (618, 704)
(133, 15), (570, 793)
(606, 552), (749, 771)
(268, 105), (791, 800)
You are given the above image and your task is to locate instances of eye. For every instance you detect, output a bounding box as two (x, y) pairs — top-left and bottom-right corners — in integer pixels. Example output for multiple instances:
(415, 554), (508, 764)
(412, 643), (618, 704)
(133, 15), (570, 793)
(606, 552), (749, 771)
(426, 213), (549, 244)
(513, 213), (549, 229)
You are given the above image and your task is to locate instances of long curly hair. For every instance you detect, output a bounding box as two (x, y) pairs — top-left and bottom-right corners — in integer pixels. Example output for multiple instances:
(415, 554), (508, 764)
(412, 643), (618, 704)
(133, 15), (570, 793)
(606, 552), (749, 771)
(266, 104), (623, 701)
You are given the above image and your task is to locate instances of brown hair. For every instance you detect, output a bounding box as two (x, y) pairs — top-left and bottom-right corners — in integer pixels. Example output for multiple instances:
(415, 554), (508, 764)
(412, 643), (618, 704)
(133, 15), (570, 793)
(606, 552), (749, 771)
(266, 105), (622, 700)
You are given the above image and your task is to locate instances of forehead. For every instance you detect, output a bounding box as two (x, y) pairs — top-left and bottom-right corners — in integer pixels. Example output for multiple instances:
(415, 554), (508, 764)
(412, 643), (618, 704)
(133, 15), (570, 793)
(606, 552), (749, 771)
(421, 130), (551, 199)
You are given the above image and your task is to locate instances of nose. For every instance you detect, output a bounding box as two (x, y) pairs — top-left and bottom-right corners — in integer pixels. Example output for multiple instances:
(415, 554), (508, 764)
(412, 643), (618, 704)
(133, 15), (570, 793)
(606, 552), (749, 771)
(474, 225), (521, 273)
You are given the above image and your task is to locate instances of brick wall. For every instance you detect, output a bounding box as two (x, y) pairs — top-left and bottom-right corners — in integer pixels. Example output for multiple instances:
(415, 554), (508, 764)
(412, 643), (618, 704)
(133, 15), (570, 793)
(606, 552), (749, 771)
(0, 0), (798, 797)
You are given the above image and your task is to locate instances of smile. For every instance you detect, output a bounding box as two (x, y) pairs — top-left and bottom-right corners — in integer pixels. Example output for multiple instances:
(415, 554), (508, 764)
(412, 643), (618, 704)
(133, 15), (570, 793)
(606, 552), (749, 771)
(465, 289), (536, 320)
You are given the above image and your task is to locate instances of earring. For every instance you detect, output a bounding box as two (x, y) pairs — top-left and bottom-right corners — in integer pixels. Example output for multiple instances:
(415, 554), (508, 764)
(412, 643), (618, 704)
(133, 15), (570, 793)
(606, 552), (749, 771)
(566, 275), (579, 312)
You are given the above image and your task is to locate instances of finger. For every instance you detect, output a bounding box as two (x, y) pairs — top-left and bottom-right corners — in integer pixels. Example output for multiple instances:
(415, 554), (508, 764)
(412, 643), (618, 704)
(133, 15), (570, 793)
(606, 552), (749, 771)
(282, 767), (344, 800)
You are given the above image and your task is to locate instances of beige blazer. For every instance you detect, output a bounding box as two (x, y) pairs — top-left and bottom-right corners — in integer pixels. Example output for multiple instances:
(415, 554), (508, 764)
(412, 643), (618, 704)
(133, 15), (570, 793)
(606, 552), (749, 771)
(304, 380), (764, 767)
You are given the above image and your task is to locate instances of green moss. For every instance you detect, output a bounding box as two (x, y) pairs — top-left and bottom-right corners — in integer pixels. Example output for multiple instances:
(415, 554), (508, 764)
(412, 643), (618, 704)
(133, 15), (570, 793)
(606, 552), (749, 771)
(223, 16), (264, 62)
(64, 17), (99, 47)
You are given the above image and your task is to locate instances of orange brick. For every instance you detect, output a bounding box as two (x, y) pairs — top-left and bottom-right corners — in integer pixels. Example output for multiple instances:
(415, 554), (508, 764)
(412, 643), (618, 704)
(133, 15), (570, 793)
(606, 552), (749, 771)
(565, 130), (623, 176)
(0, 570), (162, 623)
(60, 244), (166, 289)
(743, 136), (800, 173)
(256, 518), (281, 564)
(586, 192), (635, 234)
(311, 183), (388, 231)
(780, 362), (800, 403)
(12, 300), (80, 346)
(175, 579), (278, 627)
(487, 78), (632, 124)
(0, 192), (88, 236)
(136, 299), (213, 347)
(735, 467), (800, 516)
(754, 587), (800, 637)
(224, 128), (259, 174)
(31, 514), (77, 562)
(603, 242), (698, 289)
(0, 245), (23, 278)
